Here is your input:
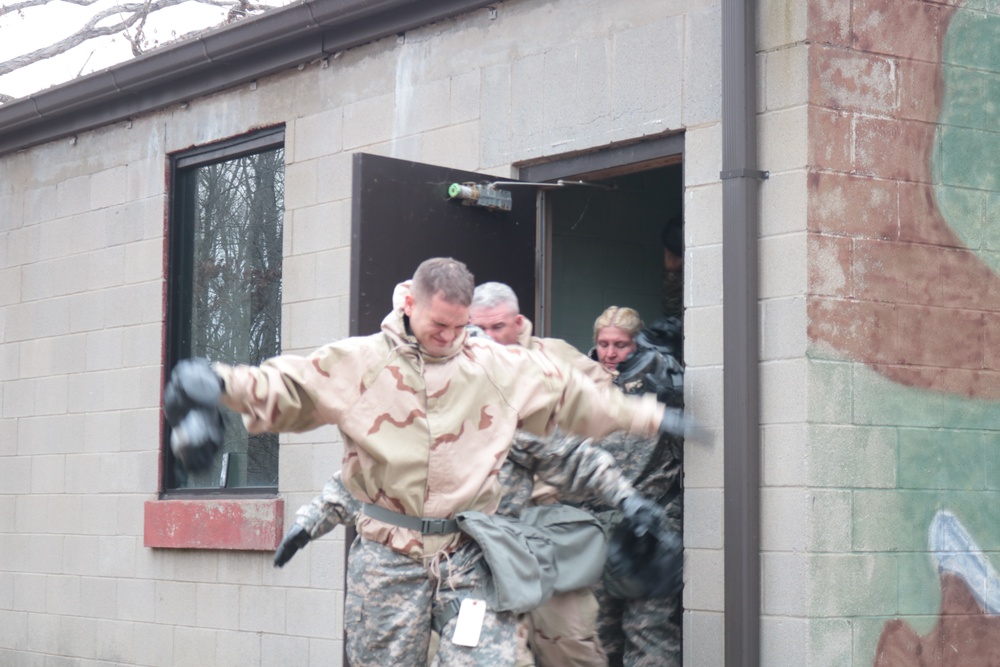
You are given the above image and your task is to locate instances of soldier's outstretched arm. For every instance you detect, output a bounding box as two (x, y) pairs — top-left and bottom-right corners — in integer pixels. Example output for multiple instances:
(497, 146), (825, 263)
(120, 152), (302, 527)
(507, 429), (637, 508)
(274, 470), (361, 567)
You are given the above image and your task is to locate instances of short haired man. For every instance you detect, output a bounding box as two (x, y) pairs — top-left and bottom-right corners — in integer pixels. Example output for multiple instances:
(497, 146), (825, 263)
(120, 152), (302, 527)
(175, 258), (678, 667)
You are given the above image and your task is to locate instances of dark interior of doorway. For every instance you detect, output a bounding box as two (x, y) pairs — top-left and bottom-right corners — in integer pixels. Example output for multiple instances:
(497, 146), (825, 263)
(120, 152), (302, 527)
(546, 162), (684, 356)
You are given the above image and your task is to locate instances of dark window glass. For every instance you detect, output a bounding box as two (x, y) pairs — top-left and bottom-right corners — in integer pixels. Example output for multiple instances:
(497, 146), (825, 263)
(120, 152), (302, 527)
(166, 128), (285, 492)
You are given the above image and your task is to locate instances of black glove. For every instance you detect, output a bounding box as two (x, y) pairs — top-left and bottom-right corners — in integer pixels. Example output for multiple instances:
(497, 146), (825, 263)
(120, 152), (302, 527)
(163, 358), (225, 472)
(274, 524), (311, 568)
(620, 493), (663, 539)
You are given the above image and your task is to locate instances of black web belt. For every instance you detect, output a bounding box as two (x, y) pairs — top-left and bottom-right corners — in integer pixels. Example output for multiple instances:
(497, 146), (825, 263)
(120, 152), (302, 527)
(362, 503), (460, 535)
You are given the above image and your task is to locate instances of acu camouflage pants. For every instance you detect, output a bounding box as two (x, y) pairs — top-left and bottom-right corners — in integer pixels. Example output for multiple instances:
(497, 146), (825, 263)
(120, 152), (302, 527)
(345, 536), (517, 667)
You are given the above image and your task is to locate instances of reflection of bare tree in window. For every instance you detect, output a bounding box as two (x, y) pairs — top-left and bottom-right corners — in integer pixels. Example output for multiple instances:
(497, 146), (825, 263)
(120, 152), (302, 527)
(186, 147), (284, 488)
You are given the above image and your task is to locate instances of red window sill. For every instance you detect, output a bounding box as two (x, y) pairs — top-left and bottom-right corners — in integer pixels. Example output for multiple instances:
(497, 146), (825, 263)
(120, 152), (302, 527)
(144, 497), (284, 550)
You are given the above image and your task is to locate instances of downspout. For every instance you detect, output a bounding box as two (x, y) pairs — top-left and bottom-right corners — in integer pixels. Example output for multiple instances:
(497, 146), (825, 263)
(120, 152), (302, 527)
(721, 0), (765, 664)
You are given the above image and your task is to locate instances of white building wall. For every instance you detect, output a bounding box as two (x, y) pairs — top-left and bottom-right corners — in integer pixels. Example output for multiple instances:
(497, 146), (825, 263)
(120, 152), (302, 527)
(0, 0), (741, 664)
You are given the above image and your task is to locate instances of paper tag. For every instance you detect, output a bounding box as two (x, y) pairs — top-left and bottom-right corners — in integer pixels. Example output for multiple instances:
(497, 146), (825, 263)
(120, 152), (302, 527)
(450, 598), (487, 647)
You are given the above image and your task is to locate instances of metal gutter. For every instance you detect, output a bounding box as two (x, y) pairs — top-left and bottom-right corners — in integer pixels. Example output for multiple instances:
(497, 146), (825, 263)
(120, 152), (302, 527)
(721, 0), (764, 664)
(0, 0), (496, 156)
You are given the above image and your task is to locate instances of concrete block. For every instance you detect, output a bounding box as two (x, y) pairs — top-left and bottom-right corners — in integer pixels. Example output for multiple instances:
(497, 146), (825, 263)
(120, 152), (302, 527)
(87, 246), (126, 291)
(759, 106), (808, 174)
(124, 239), (162, 284)
(422, 122), (481, 172)
(760, 616), (808, 667)
(92, 617), (135, 663)
(80, 494), (119, 536)
(761, 551), (810, 615)
(81, 575), (118, 620)
(762, 422), (809, 486)
(760, 232), (807, 298)
(401, 77), (452, 136)
(761, 487), (810, 552)
(808, 424), (896, 488)
(105, 200), (148, 247)
(30, 454), (66, 494)
(284, 296), (348, 351)
(761, 295), (807, 360)
(685, 182), (723, 249)
(481, 62), (512, 169)
(309, 638), (343, 666)
(14, 572), (46, 612)
(764, 44), (809, 111)
(261, 633), (310, 665)
(45, 575), (81, 616)
(55, 174), (92, 219)
(173, 626), (217, 667)
(63, 535), (101, 577)
(810, 489), (853, 552)
(286, 588), (340, 639)
(293, 108), (343, 163)
(0, 267), (16, 306)
(99, 535), (138, 578)
(760, 169), (808, 236)
(544, 38), (612, 153)
(126, 153), (166, 202)
(0, 343), (15, 382)
(898, 426), (985, 490)
(810, 553), (898, 616)
(807, 359), (854, 424)
(215, 629), (262, 667)
(343, 92), (396, 150)
(684, 610), (724, 667)
(196, 583), (241, 631)
(450, 69), (480, 124)
(684, 5), (723, 127)
(38, 217), (76, 262)
(683, 364), (723, 431)
(91, 165), (129, 211)
(6, 225), (40, 268)
(511, 53), (546, 159)
(611, 15), (683, 135)
(314, 247), (352, 300)
(86, 328), (123, 371)
(116, 577), (155, 622)
(684, 123), (722, 187)
(310, 541), (346, 593)
(133, 621), (175, 667)
(122, 323), (161, 368)
(758, 0), (808, 50)
(810, 618), (854, 667)
(239, 585), (287, 633)
(119, 408), (159, 453)
(47, 494), (84, 535)
(760, 358), (807, 424)
(291, 202), (350, 256)
(154, 580), (197, 626)
(316, 154), (353, 204)
(23, 255), (90, 301)
(683, 547), (724, 611)
(284, 159), (319, 211)
(217, 551), (264, 587)
(684, 304), (723, 367)
(687, 243), (723, 307)
(3, 378), (34, 417)
(69, 290), (107, 333)
(684, 488), (723, 549)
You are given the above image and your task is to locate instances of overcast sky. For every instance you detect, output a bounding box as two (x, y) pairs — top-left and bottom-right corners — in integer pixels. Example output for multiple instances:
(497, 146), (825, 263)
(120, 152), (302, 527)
(0, 0), (272, 100)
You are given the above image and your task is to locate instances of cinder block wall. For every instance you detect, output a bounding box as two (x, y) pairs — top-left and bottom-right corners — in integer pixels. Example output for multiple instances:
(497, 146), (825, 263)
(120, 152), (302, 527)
(0, 0), (731, 664)
(802, 0), (1000, 665)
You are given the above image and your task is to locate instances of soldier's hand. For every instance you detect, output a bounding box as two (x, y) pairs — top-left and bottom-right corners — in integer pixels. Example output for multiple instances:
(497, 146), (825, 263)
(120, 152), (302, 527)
(659, 408), (713, 444)
(274, 524), (311, 568)
(163, 358), (225, 472)
(620, 493), (663, 539)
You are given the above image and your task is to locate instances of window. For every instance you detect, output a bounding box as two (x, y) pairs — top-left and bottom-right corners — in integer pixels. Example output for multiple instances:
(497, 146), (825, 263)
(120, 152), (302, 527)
(165, 127), (285, 493)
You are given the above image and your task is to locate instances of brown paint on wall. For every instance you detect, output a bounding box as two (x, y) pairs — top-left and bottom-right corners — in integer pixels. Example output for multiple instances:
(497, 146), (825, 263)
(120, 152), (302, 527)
(807, 1), (1000, 399)
(874, 573), (1000, 666)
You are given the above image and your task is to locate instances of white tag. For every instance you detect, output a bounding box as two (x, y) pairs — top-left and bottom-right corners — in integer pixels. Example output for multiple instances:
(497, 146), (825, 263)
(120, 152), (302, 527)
(450, 598), (487, 647)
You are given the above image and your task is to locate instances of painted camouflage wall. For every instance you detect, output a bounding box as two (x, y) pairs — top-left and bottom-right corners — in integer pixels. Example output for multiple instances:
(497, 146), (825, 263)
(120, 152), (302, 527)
(806, 0), (1000, 663)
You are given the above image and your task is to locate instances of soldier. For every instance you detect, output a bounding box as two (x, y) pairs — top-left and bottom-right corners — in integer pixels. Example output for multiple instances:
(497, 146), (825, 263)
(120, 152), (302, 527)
(587, 305), (685, 667)
(167, 257), (687, 667)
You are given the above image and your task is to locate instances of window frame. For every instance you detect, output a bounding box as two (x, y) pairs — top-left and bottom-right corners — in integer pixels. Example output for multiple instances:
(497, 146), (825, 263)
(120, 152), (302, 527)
(162, 125), (286, 497)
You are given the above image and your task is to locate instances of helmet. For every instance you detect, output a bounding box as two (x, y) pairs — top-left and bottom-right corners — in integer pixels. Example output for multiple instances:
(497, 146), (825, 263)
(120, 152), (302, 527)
(615, 345), (684, 407)
(603, 517), (683, 599)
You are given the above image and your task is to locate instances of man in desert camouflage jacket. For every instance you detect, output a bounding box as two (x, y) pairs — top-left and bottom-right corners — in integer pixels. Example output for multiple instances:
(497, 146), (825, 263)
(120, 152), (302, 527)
(213, 258), (678, 667)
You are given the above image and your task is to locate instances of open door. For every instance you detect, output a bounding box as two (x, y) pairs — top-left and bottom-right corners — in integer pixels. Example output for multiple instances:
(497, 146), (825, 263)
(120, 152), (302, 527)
(350, 153), (537, 335)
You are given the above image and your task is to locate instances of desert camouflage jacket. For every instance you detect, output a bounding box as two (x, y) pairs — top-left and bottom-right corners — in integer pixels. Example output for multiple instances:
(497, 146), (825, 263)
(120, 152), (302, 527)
(516, 318), (614, 389)
(216, 281), (664, 558)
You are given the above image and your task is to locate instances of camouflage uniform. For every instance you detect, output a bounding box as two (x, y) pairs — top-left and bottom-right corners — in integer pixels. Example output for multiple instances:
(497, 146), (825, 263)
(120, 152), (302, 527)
(215, 281), (666, 667)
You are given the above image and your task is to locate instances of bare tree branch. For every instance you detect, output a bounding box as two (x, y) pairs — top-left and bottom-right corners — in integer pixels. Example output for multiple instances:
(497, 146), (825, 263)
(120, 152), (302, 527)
(0, 0), (283, 99)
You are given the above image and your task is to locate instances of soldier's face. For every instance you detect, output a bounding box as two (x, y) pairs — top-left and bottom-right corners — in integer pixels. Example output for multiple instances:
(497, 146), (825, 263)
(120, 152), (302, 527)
(404, 291), (470, 357)
(595, 326), (637, 371)
(470, 304), (522, 346)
